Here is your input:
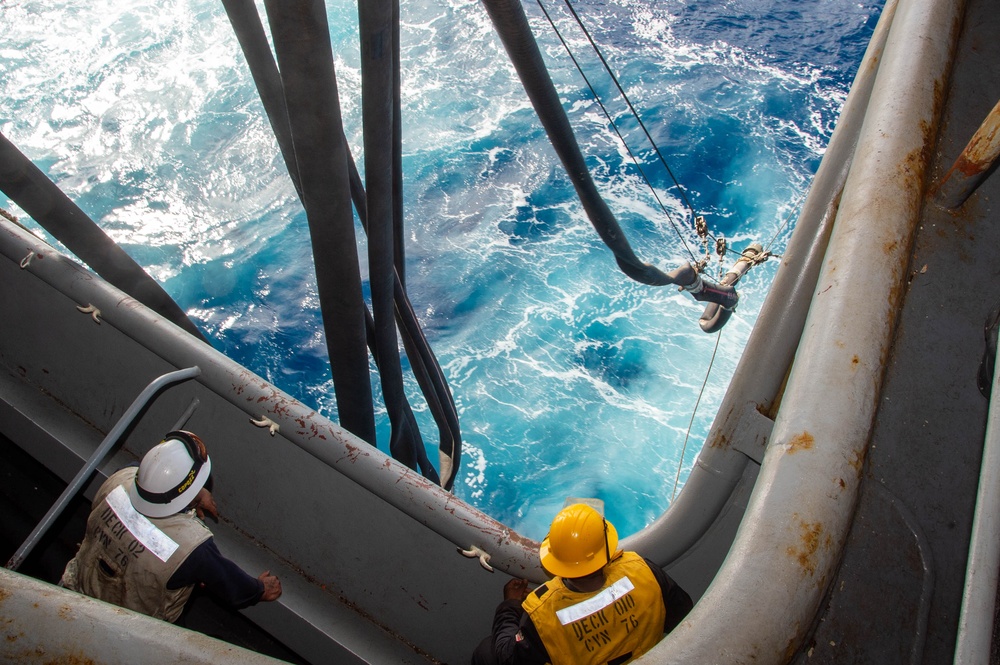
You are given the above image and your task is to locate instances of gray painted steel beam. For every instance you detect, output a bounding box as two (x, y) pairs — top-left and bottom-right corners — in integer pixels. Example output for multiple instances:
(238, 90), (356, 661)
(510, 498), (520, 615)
(0, 567), (287, 665)
(0, 218), (541, 579)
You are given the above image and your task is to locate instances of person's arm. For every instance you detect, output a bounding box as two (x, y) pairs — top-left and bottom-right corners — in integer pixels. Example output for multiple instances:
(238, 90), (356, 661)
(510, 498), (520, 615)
(491, 579), (549, 665)
(167, 538), (280, 608)
(643, 558), (693, 633)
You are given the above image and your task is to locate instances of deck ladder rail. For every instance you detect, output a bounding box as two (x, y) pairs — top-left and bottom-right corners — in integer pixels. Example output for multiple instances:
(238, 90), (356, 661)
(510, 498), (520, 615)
(5, 366), (202, 571)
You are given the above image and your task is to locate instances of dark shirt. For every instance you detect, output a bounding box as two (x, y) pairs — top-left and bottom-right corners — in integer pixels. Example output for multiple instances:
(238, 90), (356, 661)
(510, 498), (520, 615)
(166, 537), (264, 609)
(490, 557), (693, 665)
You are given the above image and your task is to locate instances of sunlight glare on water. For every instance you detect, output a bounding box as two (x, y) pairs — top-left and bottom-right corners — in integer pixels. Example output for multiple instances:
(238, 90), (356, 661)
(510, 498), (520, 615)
(0, 0), (881, 538)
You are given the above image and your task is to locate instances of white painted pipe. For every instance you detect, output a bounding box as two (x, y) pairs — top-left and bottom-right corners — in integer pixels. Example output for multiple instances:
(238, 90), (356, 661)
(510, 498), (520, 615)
(0, 567), (286, 665)
(640, 0), (966, 660)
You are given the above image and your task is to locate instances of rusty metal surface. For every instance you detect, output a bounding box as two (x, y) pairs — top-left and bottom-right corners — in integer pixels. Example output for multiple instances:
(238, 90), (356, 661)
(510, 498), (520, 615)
(0, 566), (288, 665)
(800, 0), (1000, 660)
(637, 0), (968, 661)
(933, 98), (1000, 208)
(794, 483), (934, 664)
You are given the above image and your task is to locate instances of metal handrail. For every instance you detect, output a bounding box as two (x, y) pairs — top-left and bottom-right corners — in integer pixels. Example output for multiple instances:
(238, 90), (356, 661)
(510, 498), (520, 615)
(5, 366), (201, 571)
(953, 347), (1000, 664)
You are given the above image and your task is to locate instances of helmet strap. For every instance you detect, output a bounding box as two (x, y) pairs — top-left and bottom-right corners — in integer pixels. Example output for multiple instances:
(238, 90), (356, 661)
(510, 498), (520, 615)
(133, 431), (207, 505)
(603, 519), (610, 567)
(167, 430), (208, 463)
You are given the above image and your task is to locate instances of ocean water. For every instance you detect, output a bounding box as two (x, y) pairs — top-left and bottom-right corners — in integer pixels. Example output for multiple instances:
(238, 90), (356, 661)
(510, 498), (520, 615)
(0, 0), (880, 539)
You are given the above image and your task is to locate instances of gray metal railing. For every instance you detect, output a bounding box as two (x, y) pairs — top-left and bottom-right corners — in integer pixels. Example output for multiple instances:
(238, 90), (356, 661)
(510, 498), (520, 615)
(5, 366), (201, 571)
(0, 219), (542, 578)
(625, 0), (899, 568)
(953, 347), (1000, 664)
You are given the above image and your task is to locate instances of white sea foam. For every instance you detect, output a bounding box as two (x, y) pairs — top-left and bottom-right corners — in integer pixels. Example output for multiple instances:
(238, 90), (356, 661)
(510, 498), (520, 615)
(0, 0), (878, 539)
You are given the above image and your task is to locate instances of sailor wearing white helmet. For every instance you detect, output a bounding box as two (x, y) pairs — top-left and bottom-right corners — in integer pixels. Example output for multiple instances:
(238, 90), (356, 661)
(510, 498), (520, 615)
(60, 431), (281, 623)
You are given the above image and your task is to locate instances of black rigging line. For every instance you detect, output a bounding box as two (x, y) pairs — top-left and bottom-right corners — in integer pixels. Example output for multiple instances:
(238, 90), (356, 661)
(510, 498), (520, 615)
(541, 0), (781, 269)
(547, 0), (699, 216)
(222, 0), (460, 488)
(533, 0), (699, 264)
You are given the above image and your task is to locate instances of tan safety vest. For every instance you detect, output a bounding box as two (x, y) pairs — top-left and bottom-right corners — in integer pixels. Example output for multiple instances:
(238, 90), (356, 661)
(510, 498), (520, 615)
(522, 551), (667, 665)
(61, 468), (212, 622)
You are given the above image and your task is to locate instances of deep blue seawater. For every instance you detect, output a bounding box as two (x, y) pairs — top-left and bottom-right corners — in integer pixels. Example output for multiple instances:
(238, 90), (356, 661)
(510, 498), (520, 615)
(0, 0), (881, 539)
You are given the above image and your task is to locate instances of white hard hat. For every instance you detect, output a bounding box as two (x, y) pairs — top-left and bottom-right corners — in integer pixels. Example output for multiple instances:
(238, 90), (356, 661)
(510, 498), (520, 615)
(127, 431), (212, 518)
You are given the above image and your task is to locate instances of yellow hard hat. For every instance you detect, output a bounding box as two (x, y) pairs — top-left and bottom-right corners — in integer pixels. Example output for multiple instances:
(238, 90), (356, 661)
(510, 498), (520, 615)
(539, 503), (619, 578)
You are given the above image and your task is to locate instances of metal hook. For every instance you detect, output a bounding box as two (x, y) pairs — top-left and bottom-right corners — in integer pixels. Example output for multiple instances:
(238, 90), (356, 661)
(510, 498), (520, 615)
(459, 545), (494, 572)
(76, 304), (101, 324)
(250, 415), (280, 436)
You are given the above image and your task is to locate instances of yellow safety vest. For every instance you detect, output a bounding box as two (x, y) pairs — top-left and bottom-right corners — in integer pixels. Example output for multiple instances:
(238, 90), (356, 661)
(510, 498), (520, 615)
(61, 468), (211, 622)
(522, 551), (667, 665)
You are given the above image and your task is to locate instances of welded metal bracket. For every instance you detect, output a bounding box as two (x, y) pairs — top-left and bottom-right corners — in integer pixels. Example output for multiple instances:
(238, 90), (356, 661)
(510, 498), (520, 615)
(731, 401), (774, 465)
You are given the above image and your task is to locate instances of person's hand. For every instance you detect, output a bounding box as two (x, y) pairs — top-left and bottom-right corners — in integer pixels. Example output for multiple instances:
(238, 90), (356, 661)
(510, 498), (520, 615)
(192, 488), (218, 521)
(503, 578), (529, 602)
(259, 571), (282, 601)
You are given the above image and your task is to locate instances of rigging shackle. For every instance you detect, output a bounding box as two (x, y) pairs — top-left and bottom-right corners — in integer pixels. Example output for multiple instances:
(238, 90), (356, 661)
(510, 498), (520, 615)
(695, 216), (708, 239)
(715, 235), (727, 260)
(698, 242), (765, 333)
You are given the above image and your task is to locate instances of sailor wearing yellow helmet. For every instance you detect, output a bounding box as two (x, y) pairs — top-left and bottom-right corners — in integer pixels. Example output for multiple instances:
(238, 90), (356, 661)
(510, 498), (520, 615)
(472, 501), (692, 665)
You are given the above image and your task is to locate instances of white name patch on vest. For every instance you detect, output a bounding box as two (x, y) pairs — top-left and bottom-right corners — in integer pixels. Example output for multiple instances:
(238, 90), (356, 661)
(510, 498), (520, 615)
(105, 486), (179, 563)
(556, 576), (636, 625)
